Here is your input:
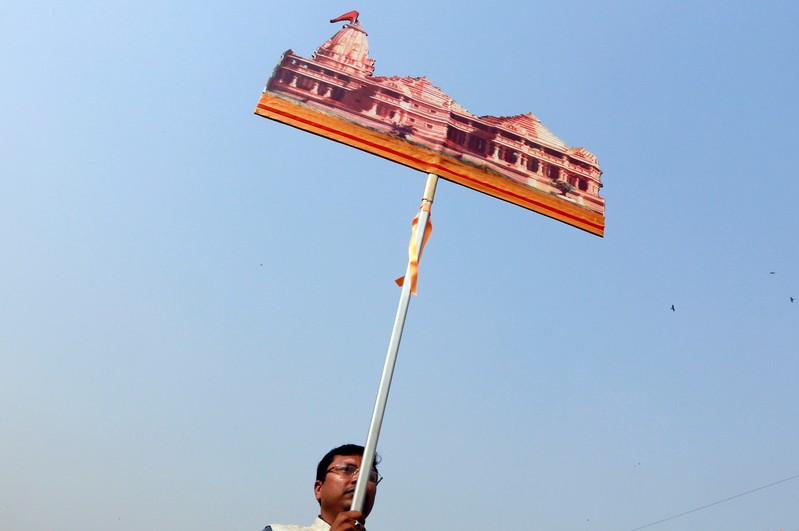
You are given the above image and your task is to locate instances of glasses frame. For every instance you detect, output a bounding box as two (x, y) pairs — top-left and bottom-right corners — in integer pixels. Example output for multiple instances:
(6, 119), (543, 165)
(325, 463), (383, 485)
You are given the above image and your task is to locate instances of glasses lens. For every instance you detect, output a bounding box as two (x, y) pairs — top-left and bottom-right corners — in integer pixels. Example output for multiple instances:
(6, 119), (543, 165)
(332, 464), (356, 475)
(328, 464), (381, 483)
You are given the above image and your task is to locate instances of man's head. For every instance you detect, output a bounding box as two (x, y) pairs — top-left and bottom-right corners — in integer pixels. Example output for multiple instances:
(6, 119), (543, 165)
(314, 444), (381, 523)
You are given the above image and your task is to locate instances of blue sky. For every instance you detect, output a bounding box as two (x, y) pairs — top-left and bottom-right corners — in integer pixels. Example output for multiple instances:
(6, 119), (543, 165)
(1, 2), (797, 530)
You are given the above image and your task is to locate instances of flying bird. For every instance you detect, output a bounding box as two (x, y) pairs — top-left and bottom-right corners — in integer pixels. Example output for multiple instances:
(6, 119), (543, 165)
(670, 305), (675, 311)
(330, 10), (359, 24)
(791, 297), (795, 303)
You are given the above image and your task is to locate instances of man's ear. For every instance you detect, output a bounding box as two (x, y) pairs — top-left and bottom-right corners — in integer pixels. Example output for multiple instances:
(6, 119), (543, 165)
(314, 479), (323, 502)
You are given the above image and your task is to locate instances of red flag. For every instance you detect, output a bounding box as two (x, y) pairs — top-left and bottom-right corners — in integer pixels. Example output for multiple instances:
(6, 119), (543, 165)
(330, 11), (359, 24)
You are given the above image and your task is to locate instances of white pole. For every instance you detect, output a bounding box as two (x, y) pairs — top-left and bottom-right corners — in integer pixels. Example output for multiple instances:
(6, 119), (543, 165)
(351, 172), (439, 513)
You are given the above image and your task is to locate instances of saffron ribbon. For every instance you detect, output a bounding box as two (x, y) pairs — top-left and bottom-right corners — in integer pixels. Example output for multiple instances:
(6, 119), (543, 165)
(395, 203), (433, 295)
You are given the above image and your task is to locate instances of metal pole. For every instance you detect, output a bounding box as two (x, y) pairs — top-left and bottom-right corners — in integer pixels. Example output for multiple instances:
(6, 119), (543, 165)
(351, 172), (439, 513)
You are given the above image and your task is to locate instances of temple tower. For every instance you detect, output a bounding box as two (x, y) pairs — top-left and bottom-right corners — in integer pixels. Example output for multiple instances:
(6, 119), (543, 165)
(313, 21), (376, 78)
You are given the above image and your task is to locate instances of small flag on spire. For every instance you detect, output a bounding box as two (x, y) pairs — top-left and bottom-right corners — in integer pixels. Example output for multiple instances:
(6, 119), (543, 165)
(330, 10), (359, 24)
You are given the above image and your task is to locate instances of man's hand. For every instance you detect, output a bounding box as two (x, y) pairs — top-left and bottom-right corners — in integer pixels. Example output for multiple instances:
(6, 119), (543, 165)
(329, 510), (366, 531)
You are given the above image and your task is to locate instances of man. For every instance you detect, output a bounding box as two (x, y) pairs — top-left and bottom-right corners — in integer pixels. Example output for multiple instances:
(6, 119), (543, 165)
(263, 444), (381, 531)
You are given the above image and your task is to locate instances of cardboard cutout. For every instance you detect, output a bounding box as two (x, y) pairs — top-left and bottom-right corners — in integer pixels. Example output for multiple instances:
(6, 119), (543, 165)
(255, 14), (606, 236)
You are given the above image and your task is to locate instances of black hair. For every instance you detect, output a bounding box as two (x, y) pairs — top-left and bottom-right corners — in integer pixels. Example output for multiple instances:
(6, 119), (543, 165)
(315, 443), (381, 482)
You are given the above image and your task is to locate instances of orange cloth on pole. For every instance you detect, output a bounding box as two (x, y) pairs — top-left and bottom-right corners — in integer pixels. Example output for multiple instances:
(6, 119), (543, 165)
(395, 204), (432, 295)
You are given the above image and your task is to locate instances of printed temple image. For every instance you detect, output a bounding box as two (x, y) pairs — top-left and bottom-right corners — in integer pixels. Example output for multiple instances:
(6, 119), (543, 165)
(256, 12), (606, 235)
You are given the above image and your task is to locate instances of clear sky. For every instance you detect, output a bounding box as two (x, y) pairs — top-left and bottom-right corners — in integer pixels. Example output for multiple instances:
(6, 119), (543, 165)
(2, 2), (797, 530)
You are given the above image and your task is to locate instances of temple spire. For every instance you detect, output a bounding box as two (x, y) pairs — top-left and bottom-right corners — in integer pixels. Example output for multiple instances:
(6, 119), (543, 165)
(313, 12), (375, 77)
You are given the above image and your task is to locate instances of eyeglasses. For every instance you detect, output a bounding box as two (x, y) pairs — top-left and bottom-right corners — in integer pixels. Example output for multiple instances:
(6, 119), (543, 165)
(326, 463), (383, 484)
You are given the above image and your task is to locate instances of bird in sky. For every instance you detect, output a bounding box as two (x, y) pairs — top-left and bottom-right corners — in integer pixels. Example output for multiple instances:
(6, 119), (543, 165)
(791, 297), (795, 303)
(670, 304), (675, 311)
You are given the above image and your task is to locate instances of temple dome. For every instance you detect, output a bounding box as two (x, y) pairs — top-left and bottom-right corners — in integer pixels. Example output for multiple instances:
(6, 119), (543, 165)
(313, 22), (376, 78)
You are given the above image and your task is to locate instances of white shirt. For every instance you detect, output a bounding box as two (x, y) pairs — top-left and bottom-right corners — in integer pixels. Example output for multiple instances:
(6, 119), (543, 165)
(264, 517), (331, 531)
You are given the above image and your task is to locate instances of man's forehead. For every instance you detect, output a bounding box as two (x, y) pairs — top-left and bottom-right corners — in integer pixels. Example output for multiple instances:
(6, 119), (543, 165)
(330, 454), (362, 464)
